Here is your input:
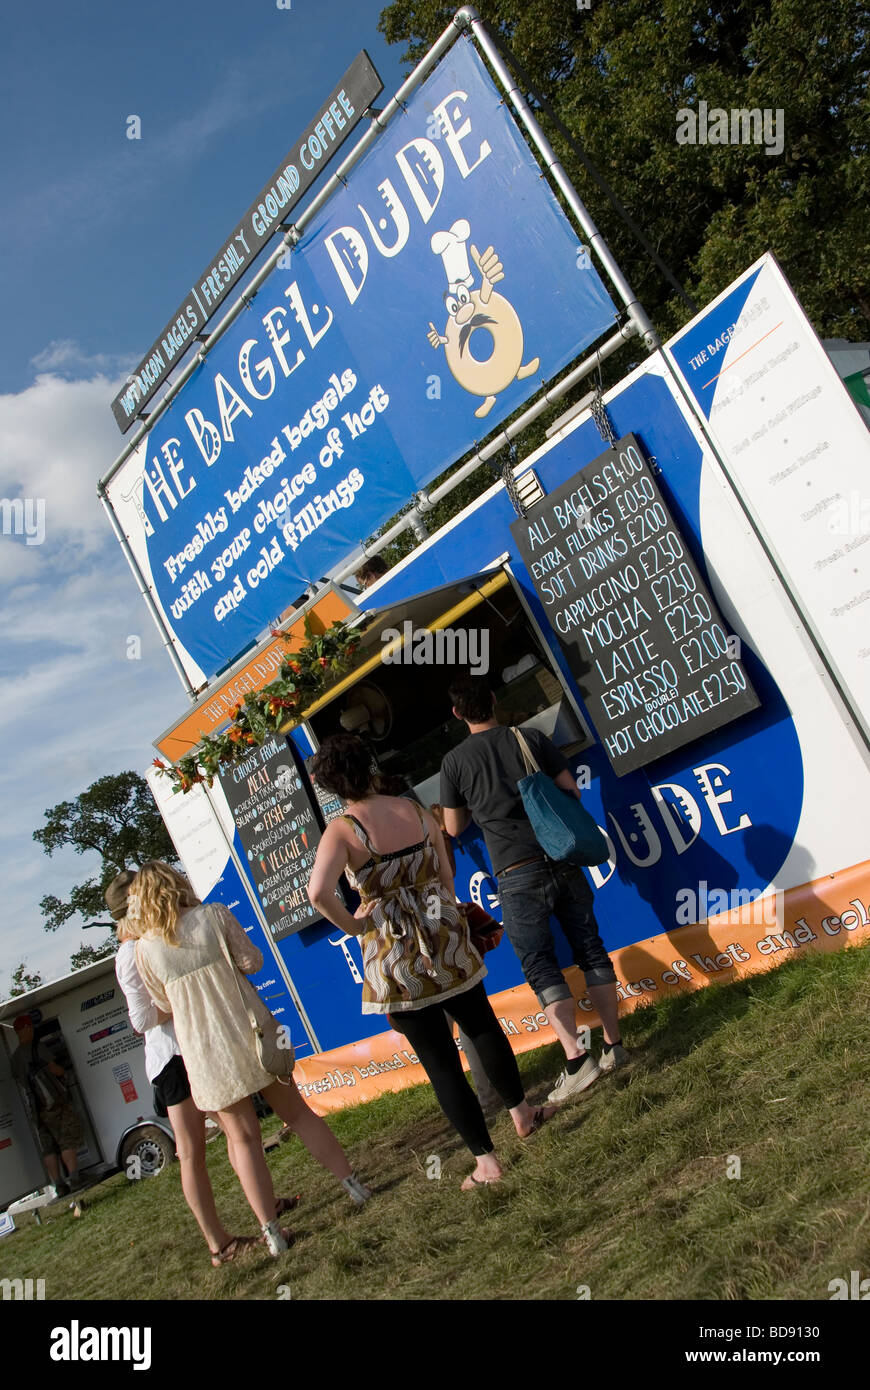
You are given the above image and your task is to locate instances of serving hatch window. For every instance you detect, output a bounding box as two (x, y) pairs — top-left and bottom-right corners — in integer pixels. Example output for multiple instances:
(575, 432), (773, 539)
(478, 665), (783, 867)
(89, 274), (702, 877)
(302, 569), (592, 806)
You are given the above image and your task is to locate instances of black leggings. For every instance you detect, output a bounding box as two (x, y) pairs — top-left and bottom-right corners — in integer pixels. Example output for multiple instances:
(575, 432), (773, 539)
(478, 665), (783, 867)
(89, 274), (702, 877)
(394, 983), (525, 1156)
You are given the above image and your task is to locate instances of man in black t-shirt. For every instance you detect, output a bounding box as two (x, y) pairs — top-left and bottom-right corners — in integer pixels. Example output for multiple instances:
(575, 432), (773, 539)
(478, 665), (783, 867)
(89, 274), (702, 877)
(440, 676), (627, 1102)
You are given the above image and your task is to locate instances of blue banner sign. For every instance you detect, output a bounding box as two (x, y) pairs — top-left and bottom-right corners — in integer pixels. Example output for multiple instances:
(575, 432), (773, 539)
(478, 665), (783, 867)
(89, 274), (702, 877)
(111, 39), (616, 682)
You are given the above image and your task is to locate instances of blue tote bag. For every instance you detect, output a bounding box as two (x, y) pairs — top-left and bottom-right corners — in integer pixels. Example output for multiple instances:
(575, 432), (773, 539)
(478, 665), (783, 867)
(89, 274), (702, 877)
(513, 729), (609, 866)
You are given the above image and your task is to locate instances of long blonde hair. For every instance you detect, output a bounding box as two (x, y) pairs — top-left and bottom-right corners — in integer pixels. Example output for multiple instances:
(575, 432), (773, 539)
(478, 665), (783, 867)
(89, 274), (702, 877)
(131, 861), (200, 945)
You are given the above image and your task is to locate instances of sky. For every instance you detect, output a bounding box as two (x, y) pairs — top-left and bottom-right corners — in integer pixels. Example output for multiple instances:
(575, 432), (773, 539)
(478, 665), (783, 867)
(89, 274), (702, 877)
(0, 0), (411, 994)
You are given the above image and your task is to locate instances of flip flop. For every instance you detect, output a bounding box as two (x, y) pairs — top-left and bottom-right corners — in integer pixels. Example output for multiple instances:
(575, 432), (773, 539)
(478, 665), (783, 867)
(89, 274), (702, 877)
(461, 1172), (501, 1191)
(519, 1105), (556, 1140)
(210, 1235), (260, 1268)
(275, 1195), (301, 1217)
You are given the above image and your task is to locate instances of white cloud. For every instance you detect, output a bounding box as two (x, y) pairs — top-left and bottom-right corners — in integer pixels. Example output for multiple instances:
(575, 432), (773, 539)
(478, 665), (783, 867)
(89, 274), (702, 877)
(0, 370), (184, 990)
(29, 340), (137, 378)
(0, 370), (128, 562)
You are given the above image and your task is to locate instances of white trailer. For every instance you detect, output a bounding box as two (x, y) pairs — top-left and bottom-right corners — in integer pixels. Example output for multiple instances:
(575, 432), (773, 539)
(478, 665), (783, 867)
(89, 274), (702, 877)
(0, 958), (176, 1211)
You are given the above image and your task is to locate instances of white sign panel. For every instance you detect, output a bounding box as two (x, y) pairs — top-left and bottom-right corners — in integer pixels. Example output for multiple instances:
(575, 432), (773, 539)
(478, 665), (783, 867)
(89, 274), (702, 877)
(145, 766), (232, 900)
(666, 254), (870, 745)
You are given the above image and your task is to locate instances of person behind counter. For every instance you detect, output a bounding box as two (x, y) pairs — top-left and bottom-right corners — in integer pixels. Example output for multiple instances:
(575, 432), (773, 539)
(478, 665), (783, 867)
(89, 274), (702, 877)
(130, 861), (371, 1257)
(439, 676), (628, 1105)
(354, 554), (389, 589)
(306, 733), (555, 1190)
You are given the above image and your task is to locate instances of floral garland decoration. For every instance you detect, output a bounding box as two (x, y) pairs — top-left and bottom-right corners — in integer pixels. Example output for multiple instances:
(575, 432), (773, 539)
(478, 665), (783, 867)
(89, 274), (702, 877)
(153, 617), (360, 793)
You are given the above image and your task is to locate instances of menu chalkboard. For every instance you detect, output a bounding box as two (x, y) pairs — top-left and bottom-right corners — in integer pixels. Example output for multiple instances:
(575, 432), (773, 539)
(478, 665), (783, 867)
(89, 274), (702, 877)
(511, 434), (759, 775)
(219, 736), (325, 938)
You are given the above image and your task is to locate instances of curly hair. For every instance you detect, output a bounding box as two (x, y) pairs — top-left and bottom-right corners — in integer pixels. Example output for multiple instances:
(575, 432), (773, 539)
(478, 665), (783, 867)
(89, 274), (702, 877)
(309, 733), (375, 801)
(131, 860), (200, 946)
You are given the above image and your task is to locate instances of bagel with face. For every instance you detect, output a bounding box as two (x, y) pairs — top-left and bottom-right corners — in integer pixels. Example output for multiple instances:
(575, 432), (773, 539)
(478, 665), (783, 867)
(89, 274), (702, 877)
(427, 222), (539, 419)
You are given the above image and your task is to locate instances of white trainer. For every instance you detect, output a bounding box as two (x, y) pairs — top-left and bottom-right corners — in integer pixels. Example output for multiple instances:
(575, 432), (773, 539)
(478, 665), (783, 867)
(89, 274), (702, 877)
(547, 1053), (602, 1103)
(599, 1043), (629, 1072)
(341, 1174), (372, 1205)
(261, 1220), (289, 1256)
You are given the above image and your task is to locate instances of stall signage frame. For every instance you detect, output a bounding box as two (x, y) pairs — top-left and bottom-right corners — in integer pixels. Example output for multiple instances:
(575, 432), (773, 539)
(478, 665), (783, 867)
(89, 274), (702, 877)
(103, 36), (619, 691)
(110, 51), (384, 433)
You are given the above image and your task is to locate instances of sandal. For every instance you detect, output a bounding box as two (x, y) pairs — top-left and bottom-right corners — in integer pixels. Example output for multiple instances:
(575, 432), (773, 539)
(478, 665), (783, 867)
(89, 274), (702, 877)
(210, 1235), (259, 1268)
(519, 1105), (557, 1140)
(275, 1195), (301, 1217)
(461, 1174), (500, 1190)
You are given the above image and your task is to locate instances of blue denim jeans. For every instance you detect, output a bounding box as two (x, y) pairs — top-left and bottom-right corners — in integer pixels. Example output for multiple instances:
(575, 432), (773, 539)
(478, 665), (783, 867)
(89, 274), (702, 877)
(496, 858), (616, 1006)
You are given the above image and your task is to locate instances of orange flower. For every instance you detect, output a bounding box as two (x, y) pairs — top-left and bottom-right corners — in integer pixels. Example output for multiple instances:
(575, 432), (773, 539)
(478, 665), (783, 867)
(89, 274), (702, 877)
(245, 733), (257, 744)
(228, 728), (242, 743)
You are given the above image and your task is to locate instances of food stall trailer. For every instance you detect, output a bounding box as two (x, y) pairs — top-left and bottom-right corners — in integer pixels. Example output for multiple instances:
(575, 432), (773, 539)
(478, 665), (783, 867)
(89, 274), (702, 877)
(96, 10), (870, 1112)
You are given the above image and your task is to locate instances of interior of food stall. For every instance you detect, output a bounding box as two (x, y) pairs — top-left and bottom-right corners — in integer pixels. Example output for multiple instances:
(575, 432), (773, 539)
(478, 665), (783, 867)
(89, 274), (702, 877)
(295, 568), (592, 806)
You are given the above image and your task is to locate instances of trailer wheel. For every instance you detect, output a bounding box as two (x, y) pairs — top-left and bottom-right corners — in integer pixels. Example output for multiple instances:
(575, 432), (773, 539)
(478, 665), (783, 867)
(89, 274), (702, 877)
(119, 1126), (176, 1179)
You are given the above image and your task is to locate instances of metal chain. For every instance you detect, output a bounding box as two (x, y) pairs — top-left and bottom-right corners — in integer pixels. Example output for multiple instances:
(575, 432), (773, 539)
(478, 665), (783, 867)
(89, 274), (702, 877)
(493, 443), (527, 517)
(590, 384), (617, 446)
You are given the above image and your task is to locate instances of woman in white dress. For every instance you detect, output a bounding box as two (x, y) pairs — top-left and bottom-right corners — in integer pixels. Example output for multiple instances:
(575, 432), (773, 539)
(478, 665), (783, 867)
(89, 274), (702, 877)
(132, 861), (370, 1256)
(109, 870), (262, 1265)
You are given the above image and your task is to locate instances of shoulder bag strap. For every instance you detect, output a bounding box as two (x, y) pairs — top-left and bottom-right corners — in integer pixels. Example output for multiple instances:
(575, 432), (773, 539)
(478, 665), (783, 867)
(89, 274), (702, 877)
(512, 727), (540, 776)
(208, 904), (258, 1031)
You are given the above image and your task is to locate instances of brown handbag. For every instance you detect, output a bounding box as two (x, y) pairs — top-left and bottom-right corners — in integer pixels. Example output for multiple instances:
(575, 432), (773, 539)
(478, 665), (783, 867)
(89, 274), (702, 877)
(461, 901), (504, 955)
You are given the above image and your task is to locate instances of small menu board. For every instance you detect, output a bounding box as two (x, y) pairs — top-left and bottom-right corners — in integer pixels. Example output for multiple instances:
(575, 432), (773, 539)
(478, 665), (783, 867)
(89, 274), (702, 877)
(511, 434), (758, 775)
(219, 736), (324, 938)
(304, 761), (346, 826)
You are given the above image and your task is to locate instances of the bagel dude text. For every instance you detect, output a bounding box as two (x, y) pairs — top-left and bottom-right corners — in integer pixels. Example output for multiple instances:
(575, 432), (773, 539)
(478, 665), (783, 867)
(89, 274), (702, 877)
(140, 87), (493, 628)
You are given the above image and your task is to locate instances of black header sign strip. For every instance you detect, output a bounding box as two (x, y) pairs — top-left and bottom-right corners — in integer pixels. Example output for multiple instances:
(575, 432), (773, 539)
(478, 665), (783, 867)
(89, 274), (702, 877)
(219, 735), (326, 939)
(110, 51), (383, 433)
(510, 434), (759, 776)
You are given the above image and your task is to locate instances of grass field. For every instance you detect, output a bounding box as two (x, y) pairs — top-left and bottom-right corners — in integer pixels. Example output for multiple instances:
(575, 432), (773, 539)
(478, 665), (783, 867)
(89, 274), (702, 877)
(3, 942), (869, 1302)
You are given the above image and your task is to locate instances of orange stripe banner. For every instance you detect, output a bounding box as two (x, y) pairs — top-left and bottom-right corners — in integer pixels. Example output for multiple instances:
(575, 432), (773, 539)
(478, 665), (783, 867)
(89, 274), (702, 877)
(292, 860), (870, 1114)
(155, 590), (352, 760)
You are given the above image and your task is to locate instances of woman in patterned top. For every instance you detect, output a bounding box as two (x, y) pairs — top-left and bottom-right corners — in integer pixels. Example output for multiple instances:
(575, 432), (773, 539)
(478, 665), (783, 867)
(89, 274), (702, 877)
(308, 734), (554, 1190)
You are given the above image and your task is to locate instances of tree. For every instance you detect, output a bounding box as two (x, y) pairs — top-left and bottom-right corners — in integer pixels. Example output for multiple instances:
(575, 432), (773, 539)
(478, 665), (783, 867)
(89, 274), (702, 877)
(33, 771), (178, 937)
(7, 962), (43, 998)
(378, 0), (869, 343)
(69, 938), (119, 972)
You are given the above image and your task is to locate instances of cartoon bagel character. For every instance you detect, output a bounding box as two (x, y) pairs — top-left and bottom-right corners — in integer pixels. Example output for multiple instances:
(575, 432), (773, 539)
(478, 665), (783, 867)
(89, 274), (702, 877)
(427, 218), (540, 419)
